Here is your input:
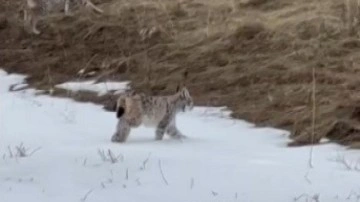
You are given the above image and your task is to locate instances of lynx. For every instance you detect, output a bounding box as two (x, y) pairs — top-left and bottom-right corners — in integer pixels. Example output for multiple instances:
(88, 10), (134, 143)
(23, 0), (103, 34)
(111, 86), (194, 143)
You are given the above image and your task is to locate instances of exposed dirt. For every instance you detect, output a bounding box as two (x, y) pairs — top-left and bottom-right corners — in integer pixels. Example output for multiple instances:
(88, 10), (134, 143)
(3, 0), (360, 148)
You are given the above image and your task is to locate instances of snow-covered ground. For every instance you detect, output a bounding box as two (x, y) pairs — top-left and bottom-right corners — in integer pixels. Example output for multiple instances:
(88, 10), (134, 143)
(56, 80), (130, 96)
(1, 69), (360, 202)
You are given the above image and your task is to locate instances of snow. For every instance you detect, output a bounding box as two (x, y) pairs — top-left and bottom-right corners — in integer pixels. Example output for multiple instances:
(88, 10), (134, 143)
(56, 80), (130, 96)
(2, 69), (360, 202)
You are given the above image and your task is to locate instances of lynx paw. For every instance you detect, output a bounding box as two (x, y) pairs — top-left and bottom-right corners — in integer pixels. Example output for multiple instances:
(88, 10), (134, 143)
(111, 134), (125, 143)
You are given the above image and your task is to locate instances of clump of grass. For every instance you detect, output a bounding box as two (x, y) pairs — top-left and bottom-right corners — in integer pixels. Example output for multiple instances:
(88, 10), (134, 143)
(4, 143), (41, 159)
(97, 149), (124, 163)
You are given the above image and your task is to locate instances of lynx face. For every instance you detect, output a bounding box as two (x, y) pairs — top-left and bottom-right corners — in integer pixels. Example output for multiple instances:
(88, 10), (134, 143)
(175, 87), (194, 112)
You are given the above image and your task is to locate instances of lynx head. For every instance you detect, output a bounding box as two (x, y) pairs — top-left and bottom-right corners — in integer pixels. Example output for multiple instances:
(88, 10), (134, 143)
(175, 85), (194, 112)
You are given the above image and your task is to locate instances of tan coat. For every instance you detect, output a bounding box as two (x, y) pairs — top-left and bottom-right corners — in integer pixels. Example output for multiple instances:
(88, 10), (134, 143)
(116, 94), (143, 127)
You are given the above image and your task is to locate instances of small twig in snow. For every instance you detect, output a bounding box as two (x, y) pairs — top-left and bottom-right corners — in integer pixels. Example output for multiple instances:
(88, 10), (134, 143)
(354, 158), (360, 171)
(107, 149), (118, 163)
(80, 189), (93, 202)
(101, 182), (106, 189)
(158, 160), (168, 185)
(118, 153), (124, 162)
(347, 190), (358, 200)
(334, 154), (353, 170)
(97, 149), (122, 164)
(304, 171), (312, 184)
(140, 152), (151, 170)
(308, 64), (316, 169)
(7, 146), (13, 158)
(100, 177), (113, 188)
(340, 158), (352, 170)
(190, 177), (194, 190)
(294, 193), (320, 202)
(312, 194), (320, 202)
(135, 178), (141, 186)
(294, 194), (307, 201)
(125, 168), (129, 180)
(15, 143), (27, 157)
(98, 149), (107, 161)
(28, 147), (42, 156)
(6, 143), (40, 158)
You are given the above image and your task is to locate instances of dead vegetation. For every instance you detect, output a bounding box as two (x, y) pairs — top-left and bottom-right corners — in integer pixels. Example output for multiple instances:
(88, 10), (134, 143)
(97, 149), (124, 163)
(4, 143), (41, 159)
(3, 0), (360, 148)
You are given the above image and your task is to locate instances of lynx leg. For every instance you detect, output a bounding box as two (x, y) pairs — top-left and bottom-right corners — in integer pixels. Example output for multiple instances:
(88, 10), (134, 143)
(155, 114), (173, 141)
(166, 119), (186, 139)
(155, 126), (166, 141)
(111, 118), (131, 143)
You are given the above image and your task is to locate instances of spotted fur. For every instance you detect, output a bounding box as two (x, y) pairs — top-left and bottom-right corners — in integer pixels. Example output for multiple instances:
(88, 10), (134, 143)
(23, 0), (103, 34)
(111, 87), (194, 143)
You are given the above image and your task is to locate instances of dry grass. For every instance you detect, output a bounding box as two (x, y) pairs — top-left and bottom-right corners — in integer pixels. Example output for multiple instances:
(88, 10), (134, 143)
(2, 0), (360, 148)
